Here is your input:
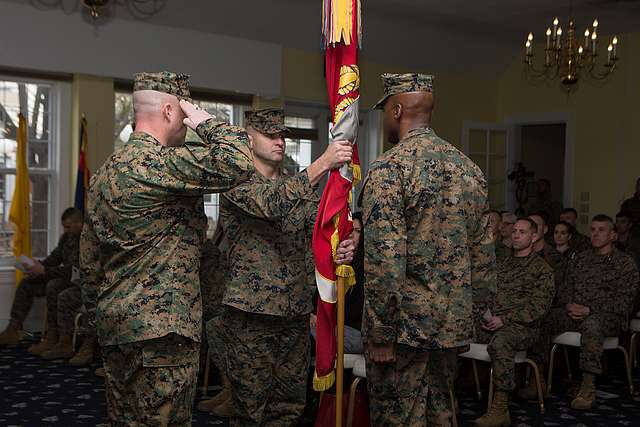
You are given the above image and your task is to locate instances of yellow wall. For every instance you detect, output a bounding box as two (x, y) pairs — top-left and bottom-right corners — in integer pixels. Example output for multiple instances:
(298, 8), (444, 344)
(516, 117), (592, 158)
(71, 74), (115, 189)
(496, 31), (640, 220)
(282, 48), (499, 150)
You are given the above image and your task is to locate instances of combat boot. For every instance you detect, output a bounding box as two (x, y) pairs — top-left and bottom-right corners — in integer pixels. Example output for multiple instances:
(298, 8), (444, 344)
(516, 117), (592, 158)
(210, 394), (234, 418)
(69, 336), (97, 366)
(570, 373), (596, 410)
(518, 372), (546, 400)
(0, 319), (22, 346)
(41, 334), (75, 360)
(475, 391), (511, 427)
(28, 327), (58, 355)
(198, 377), (232, 412)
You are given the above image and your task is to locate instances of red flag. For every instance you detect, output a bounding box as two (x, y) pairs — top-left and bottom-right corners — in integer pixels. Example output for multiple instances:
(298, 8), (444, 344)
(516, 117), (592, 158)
(312, 0), (362, 391)
(74, 116), (90, 213)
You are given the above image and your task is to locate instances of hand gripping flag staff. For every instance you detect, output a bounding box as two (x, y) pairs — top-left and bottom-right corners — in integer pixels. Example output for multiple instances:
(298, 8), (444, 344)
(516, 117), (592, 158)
(312, 0), (362, 424)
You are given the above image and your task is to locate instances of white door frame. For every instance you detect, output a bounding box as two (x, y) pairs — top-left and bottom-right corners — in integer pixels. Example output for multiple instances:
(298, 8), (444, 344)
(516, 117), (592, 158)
(504, 112), (576, 209)
(462, 121), (515, 211)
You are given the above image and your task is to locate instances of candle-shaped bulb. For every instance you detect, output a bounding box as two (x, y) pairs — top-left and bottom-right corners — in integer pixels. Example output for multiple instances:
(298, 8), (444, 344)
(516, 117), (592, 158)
(578, 46), (583, 54)
(526, 40), (531, 48)
(613, 36), (618, 45)
(607, 44), (613, 52)
(553, 17), (559, 26)
(528, 32), (534, 41)
(593, 19), (598, 29)
(557, 28), (562, 36)
(584, 29), (590, 37)
(591, 32), (597, 40)
(546, 28), (552, 36)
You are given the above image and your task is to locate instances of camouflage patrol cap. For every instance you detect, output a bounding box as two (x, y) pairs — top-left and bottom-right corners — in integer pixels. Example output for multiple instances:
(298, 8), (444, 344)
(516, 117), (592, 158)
(372, 73), (434, 110)
(133, 71), (191, 101)
(244, 108), (289, 136)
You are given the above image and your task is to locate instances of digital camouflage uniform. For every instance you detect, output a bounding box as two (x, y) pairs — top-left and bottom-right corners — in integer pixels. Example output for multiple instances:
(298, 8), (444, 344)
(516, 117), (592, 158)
(531, 248), (640, 375)
(544, 245), (577, 302)
(476, 253), (554, 391)
(363, 73), (496, 427)
(56, 284), (96, 341)
(212, 108), (319, 427)
(570, 231), (592, 253)
(80, 72), (253, 426)
(10, 232), (80, 329)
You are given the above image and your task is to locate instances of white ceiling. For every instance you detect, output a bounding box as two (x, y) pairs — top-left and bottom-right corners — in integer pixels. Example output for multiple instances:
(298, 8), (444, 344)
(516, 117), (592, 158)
(9, 0), (640, 75)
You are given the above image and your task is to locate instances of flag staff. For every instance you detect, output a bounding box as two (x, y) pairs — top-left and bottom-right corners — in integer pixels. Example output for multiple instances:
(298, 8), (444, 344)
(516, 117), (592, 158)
(336, 276), (346, 427)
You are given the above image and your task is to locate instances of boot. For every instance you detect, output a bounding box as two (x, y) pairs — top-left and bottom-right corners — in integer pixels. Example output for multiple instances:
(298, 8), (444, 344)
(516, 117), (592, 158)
(518, 370), (546, 400)
(95, 367), (105, 377)
(0, 320), (22, 346)
(197, 388), (232, 413)
(475, 391), (511, 427)
(571, 373), (596, 410)
(210, 394), (235, 418)
(69, 336), (97, 367)
(41, 334), (74, 360)
(28, 327), (58, 355)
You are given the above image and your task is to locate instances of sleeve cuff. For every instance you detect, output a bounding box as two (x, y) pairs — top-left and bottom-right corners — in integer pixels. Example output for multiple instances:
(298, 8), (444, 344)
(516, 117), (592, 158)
(369, 325), (396, 344)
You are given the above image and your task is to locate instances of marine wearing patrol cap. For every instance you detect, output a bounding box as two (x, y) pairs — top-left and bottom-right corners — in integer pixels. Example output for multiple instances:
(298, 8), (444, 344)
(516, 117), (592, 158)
(372, 73), (434, 110)
(133, 71), (191, 101)
(244, 108), (289, 136)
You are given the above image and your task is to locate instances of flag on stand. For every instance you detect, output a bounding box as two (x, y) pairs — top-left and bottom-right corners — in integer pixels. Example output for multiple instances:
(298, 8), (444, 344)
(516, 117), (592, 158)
(312, 0), (362, 391)
(10, 113), (31, 285)
(74, 115), (90, 213)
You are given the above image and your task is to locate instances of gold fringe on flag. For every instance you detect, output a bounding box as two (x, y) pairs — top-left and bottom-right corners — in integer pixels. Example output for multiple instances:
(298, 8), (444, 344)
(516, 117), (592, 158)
(313, 369), (336, 391)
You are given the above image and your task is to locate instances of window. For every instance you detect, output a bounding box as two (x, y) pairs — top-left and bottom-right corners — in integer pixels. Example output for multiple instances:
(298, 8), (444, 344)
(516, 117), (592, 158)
(467, 127), (508, 211)
(0, 77), (57, 262)
(284, 115), (317, 175)
(114, 92), (238, 233)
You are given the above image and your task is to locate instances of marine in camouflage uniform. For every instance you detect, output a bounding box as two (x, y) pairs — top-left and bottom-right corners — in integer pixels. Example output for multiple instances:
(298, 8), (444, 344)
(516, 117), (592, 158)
(475, 218), (554, 426)
(530, 216), (639, 409)
(363, 73), (495, 427)
(213, 108), (322, 426)
(80, 72), (253, 426)
(0, 208), (82, 353)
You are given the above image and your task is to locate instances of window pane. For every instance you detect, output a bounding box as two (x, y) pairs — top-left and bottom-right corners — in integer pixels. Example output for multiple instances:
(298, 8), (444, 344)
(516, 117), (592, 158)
(0, 81), (51, 169)
(32, 231), (48, 259)
(469, 129), (487, 154)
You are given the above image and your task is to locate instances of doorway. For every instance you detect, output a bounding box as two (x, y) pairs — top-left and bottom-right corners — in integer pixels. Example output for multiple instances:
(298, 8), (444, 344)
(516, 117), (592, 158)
(517, 123), (566, 215)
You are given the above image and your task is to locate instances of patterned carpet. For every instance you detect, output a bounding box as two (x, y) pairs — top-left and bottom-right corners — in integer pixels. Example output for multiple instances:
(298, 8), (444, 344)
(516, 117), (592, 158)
(1, 337), (640, 426)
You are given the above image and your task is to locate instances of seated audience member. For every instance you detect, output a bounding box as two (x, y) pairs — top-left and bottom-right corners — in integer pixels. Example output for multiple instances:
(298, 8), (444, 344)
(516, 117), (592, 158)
(40, 280), (98, 366)
(0, 208), (82, 353)
(615, 211), (640, 266)
(474, 218), (554, 427)
(499, 211), (516, 249)
(528, 212), (552, 261)
(546, 221), (578, 298)
(621, 177), (640, 228)
(559, 207), (591, 252)
(525, 214), (639, 410)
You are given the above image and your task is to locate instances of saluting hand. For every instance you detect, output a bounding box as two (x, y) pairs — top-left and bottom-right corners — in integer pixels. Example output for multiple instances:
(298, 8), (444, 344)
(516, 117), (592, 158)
(180, 100), (213, 130)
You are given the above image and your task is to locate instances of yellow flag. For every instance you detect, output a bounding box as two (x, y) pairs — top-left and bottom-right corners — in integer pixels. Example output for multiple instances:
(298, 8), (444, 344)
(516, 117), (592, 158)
(9, 113), (31, 285)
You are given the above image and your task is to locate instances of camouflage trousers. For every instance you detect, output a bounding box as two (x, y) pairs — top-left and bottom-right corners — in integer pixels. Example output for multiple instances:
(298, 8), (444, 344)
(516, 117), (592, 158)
(216, 306), (310, 427)
(205, 314), (225, 373)
(530, 307), (624, 375)
(56, 285), (96, 339)
(476, 323), (539, 391)
(365, 345), (457, 427)
(101, 333), (199, 427)
(11, 277), (74, 327)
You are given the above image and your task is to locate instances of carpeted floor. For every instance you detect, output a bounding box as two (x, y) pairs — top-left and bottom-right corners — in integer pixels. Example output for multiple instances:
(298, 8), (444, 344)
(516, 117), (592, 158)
(1, 337), (640, 426)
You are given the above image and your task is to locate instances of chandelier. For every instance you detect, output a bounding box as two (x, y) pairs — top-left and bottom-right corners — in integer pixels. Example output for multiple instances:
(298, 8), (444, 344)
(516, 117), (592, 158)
(32, 0), (165, 21)
(523, 11), (619, 91)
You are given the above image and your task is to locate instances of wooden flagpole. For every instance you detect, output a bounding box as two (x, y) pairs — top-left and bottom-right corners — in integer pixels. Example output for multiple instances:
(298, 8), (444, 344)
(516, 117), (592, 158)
(336, 275), (346, 427)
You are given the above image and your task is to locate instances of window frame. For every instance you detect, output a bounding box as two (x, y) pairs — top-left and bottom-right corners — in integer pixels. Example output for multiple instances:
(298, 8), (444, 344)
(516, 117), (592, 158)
(0, 74), (64, 268)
